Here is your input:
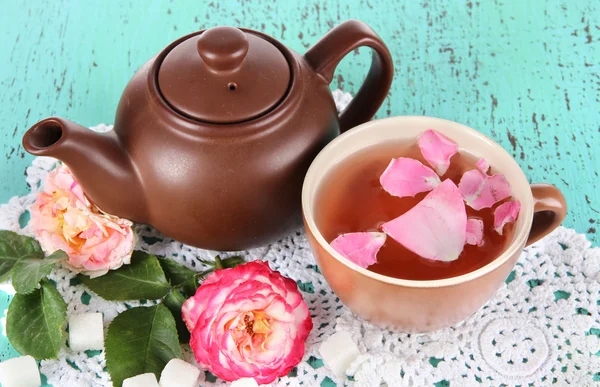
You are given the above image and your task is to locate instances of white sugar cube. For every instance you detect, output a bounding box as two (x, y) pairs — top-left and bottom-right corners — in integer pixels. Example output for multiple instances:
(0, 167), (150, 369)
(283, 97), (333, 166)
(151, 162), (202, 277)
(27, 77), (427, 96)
(319, 330), (360, 377)
(231, 378), (259, 387)
(0, 355), (41, 387)
(123, 373), (159, 387)
(159, 358), (201, 387)
(68, 312), (104, 352)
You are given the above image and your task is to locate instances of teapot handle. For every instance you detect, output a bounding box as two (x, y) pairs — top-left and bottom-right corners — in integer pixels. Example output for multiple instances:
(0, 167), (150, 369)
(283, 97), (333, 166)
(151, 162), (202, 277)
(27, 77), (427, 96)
(304, 20), (394, 133)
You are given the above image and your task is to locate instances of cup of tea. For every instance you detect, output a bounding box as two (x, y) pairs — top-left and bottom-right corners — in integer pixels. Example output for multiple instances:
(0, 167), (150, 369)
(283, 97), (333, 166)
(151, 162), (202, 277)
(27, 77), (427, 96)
(302, 116), (566, 332)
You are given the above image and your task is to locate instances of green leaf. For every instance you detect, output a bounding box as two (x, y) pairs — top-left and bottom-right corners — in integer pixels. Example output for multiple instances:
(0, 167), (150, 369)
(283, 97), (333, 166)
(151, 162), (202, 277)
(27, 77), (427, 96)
(220, 255), (245, 269)
(7, 279), (67, 359)
(80, 251), (171, 300)
(163, 289), (190, 343)
(0, 230), (44, 281)
(157, 258), (198, 297)
(205, 255), (244, 274)
(105, 304), (183, 386)
(12, 250), (68, 294)
(46, 250), (69, 261)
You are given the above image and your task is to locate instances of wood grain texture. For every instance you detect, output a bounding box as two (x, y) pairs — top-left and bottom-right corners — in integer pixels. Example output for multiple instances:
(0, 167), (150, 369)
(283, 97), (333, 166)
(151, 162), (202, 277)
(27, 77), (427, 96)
(0, 0), (598, 246)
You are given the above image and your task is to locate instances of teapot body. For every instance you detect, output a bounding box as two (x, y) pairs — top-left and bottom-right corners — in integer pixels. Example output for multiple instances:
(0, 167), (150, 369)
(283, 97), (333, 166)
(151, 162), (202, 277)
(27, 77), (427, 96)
(113, 32), (340, 249)
(23, 22), (393, 251)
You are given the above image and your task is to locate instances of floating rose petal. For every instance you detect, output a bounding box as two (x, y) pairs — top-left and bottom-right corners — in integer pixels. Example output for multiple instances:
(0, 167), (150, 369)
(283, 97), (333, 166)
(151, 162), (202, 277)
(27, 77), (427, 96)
(466, 218), (484, 246)
(382, 179), (467, 262)
(330, 232), (387, 268)
(494, 200), (521, 235)
(379, 157), (441, 198)
(458, 169), (512, 210)
(418, 129), (459, 176)
(476, 158), (489, 174)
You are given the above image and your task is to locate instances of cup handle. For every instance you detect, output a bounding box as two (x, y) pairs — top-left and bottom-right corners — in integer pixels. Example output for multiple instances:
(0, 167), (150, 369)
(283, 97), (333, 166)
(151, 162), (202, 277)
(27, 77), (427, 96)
(304, 20), (394, 133)
(526, 184), (567, 246)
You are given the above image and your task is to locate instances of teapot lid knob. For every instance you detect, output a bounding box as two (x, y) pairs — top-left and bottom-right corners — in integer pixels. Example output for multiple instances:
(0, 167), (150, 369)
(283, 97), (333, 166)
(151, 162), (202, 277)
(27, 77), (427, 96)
(197, 27), (249, 72)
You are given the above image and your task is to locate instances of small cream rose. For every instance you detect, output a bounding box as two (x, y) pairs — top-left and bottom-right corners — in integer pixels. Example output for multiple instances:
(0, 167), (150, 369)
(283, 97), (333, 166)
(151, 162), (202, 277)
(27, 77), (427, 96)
(30, 164), (134, 278)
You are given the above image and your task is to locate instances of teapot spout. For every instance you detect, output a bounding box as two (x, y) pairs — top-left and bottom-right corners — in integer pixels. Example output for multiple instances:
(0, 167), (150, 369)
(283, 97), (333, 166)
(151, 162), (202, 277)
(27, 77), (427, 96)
(23, 117), (147, 222)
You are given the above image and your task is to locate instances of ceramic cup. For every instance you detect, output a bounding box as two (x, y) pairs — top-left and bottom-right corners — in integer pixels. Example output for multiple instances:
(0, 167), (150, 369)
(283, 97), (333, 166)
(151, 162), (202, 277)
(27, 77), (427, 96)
(302, 116), (567, 332)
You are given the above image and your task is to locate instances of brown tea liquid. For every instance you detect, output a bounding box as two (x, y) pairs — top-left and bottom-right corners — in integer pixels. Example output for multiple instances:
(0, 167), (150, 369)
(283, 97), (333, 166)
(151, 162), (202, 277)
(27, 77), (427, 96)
(314, 141), (514, 281)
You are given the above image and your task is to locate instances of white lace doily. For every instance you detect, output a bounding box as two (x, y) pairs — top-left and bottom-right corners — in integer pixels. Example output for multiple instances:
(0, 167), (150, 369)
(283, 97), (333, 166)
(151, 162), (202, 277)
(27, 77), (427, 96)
(0, 91), (598, 387)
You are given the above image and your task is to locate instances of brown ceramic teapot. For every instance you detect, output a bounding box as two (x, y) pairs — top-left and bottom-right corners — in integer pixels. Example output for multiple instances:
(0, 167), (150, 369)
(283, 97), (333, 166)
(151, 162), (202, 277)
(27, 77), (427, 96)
(22, 20), (393, 250)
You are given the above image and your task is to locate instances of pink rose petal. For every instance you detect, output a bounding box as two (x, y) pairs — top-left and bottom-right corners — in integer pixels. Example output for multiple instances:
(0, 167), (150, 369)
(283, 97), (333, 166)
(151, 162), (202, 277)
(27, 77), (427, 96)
(379, 157), (441, 198)
(494, 200), (521, 235)
(476, 158), (489, 174)
(418, 129), (459, 176)
(330, 232), (386, 268)
(458, 170), (512, 210)
(382, 179), (467, 262)
(466, 218), (484, 246)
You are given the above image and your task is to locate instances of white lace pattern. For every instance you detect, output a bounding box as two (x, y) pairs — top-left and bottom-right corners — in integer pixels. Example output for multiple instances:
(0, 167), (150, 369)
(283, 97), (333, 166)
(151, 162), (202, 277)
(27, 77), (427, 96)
(0, 92), (598, 386)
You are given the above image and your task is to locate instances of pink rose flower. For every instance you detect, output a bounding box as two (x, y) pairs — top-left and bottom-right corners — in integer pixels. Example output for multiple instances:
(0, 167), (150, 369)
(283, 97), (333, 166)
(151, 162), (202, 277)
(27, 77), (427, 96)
(29, 164), (135, 278)
(182, 261), (313, 384)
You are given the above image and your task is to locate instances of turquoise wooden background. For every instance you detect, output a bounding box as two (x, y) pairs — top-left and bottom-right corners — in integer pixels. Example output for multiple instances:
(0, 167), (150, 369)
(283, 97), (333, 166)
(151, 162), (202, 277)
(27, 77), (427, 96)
(0, 0), (598, 384)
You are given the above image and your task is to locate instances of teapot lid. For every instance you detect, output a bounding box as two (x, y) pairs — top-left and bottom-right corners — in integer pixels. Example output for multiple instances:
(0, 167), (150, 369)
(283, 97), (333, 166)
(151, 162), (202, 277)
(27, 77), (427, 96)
(158, 27), (290, 124)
